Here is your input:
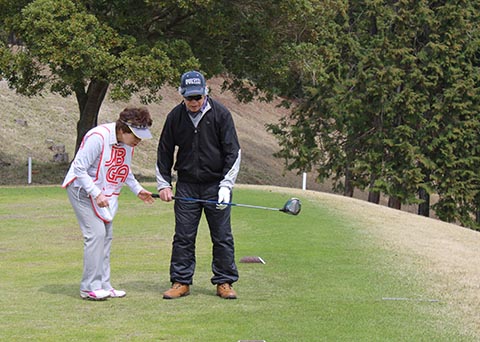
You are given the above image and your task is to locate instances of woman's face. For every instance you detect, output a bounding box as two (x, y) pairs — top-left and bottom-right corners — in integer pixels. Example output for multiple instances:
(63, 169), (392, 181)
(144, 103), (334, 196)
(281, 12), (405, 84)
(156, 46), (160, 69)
(118, 130), (141, 147)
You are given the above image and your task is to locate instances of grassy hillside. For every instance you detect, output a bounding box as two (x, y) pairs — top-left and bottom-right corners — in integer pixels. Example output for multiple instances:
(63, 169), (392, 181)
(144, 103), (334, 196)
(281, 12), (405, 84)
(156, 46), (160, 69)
(0, 78), (327, 191)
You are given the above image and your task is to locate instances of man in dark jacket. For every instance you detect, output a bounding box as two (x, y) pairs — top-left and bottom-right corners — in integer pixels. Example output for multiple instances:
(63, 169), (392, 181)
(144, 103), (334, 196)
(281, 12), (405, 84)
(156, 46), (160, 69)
(156, 70), (241, 299)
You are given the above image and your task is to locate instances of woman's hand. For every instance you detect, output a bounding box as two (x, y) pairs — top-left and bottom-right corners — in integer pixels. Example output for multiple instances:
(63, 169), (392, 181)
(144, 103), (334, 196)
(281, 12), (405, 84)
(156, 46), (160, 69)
(138, 189), (155, 204)
(95, 193), (110, 208)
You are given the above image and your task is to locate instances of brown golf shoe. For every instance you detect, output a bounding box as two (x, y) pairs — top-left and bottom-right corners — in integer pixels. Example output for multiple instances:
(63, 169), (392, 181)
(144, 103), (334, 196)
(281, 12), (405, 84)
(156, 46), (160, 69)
(216, 283), (237, 299)
(163, 282), (190, 299)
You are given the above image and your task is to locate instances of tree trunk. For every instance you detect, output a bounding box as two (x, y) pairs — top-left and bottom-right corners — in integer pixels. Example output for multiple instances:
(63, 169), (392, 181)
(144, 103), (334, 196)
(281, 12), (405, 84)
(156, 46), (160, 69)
(475, 193), (480, 225)
(74, 79), (109, 154)
(368, 191), (380, 204)
(344, 177), (354, 197)
(367, 174), (380, 204)
(388, 196), (401, 210)
(344, 182), (354, 197)
(344, 166), (354, 197)
(418, 188), (430, 217)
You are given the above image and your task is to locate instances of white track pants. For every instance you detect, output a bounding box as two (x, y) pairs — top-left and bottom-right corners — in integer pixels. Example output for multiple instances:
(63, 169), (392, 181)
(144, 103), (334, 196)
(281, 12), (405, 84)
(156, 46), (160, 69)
(67, 185), (113, 291)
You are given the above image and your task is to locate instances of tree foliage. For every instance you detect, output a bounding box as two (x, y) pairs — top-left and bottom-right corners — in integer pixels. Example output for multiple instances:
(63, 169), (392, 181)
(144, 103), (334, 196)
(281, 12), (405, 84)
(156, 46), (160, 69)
(267, 0), (480, 229)
(0, 0), (298, 152)
(0, 0), (206, 151)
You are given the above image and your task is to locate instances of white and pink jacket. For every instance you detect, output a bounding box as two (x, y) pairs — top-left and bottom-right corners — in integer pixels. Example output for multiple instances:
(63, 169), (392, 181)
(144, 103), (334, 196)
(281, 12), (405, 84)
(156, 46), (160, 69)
(62, 123), (144, 222)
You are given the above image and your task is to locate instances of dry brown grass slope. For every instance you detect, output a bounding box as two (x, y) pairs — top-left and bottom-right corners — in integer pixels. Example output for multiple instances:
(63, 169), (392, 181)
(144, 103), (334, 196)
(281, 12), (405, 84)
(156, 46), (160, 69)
(0, 77), (326, 191)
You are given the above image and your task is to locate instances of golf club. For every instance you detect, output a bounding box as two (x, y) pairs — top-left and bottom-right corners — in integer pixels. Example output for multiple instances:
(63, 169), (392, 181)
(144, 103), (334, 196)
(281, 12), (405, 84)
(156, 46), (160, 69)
(151, 194), (301, 216)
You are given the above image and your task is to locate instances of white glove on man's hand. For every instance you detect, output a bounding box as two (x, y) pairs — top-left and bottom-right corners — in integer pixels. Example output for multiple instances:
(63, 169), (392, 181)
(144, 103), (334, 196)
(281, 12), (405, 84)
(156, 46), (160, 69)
(216, 187), (231, 210)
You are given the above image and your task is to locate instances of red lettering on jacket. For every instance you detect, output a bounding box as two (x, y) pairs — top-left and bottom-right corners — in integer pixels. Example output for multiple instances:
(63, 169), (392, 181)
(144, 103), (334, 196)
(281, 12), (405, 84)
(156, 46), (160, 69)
(105, 146), (129, 184)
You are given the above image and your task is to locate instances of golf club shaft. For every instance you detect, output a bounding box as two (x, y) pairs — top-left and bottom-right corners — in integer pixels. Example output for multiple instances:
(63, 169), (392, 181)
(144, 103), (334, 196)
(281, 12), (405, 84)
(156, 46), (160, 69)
(152, 194), (280, 211)
(173, 196), (281, 211)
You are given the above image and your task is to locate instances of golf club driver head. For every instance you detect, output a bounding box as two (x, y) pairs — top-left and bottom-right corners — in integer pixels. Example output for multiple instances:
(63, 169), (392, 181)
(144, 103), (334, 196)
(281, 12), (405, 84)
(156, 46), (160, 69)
(280, 198), (301, 215)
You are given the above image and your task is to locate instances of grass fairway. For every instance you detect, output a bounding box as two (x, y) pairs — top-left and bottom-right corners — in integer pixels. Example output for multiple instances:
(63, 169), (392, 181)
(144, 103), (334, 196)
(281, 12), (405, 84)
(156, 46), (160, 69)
(0, 185), (473, 341)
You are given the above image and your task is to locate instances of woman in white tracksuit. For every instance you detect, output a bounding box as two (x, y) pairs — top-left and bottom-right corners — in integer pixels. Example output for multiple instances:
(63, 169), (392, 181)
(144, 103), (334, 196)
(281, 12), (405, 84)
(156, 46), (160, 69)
(63, 107), (155, 300)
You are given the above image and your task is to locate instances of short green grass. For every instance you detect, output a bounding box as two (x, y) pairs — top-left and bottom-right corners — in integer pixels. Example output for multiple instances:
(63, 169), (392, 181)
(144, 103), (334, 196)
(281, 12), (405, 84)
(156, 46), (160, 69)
(0, 185), (472, 341)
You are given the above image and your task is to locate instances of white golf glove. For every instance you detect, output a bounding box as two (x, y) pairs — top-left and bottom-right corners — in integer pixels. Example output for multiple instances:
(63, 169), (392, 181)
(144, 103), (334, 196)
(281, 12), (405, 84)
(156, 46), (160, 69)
(216, 187), (231, 210)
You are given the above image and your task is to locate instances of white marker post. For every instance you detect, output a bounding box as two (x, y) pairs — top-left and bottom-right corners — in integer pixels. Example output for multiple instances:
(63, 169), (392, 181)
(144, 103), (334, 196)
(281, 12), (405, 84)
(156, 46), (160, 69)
(28, 157), (32, 184)
(302, 172), (307, 190)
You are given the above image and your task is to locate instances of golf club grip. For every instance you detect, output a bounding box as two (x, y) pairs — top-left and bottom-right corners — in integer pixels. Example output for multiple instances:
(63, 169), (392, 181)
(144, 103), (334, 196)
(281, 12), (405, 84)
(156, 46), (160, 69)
(151, 194), (215, 203)
(172, 196), (221, 205)
(150, 194), (213, 202)
(150, 194), (212, 203)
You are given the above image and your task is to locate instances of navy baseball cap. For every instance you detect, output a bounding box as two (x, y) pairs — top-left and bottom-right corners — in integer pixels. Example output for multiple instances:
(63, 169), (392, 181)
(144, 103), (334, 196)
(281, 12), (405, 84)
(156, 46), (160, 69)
(179, 71), (206, 96)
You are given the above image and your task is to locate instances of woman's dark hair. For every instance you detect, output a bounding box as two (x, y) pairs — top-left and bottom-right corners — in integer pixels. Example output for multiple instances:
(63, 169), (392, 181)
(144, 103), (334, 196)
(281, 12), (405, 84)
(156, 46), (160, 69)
(116, 107), (152, 133)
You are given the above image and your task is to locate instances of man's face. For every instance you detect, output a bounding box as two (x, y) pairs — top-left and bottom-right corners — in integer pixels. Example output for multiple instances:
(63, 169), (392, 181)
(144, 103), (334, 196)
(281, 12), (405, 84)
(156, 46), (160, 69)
(184, 95), (205, 112)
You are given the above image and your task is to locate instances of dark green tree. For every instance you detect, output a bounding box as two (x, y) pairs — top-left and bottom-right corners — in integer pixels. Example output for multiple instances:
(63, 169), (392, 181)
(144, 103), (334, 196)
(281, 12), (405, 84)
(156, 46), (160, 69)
(268, 0), (480, 229)
(406, 1), (480, 227)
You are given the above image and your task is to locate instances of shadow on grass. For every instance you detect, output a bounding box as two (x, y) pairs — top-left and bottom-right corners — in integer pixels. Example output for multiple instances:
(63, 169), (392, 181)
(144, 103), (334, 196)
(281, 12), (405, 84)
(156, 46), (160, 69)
(188, 285), (221, 297)
(38, 281), (223, 299)
(118, 280), (223, 298)
(39, 283), (79, 299)
(39, 281), (169, 299)
(119, 280), (166, 294)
